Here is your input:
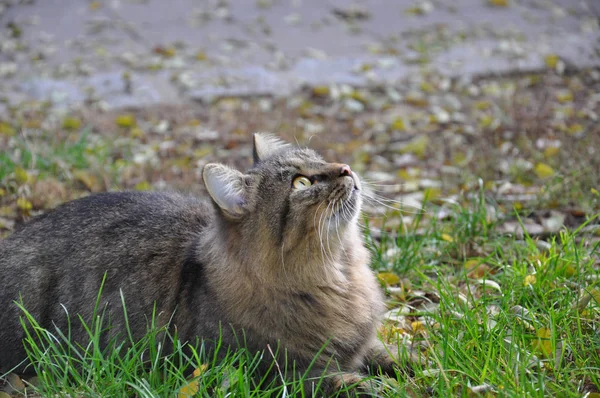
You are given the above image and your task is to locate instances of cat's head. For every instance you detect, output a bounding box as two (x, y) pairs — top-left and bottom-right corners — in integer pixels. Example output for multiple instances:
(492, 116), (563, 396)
(202, 134), (362, 251)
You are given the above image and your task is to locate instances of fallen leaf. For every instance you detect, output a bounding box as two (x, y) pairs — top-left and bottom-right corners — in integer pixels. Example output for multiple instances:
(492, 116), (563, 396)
(115, 114), (137, 128)
(544, 54), (559, 69)
(195, 51), (207, 61)
(534, 163), (555, 179)
(531, 327), (553, 357)
(0, 121), (16, 136)
(16, 197), (32, 212)
(378, 272), (400, 286)
(14, 168), (30, 184)
(178, 365), (207, 398)
(154, 46), (177, 57)
(74, 171), (99, 192)
(62, 116), (82, 130)
(135, 181), (151, 191)
(411, 321), (425, 333)
(543, 146), (559, 158)
(524, 274), (536, 286)
(390, 117), (406, 131)
(441, 233), (454, 242)
(466, 261), (492, 279)
(488, 0), (509, 7)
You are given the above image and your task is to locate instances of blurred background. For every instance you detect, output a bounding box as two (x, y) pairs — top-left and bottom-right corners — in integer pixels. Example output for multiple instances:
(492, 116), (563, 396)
(0, 0), (599, 235)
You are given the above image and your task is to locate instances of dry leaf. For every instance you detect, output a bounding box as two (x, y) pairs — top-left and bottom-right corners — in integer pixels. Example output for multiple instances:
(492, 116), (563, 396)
(16, 198), (32, 213)
(378, 272), (401, 286)
(532, 327), (553, 357)
(488, 0), (509, 7)
(178, 365), (207, 398)
(441, 233), (454, 242)
(534, 163), (555, 179)
(115, 114), (137, 128)
(62, 116), (82, 130)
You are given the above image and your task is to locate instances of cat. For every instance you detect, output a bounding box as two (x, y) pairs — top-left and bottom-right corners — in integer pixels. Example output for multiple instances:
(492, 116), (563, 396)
(0, 133), (405, 395)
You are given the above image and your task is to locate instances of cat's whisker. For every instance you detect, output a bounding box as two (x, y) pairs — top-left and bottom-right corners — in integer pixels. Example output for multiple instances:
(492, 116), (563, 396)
(319, 200), (336, 266)
(363, 192), (423, 207)
(324, 200), (336, 265)
(315, 201), (328, 265)
(362, 195), (422, 215)
(335, 200), (350, 264)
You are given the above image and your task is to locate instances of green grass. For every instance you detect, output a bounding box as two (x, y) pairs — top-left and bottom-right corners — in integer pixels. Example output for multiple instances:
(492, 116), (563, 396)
(0, 129), (110, 182)
(368, 200), (600, 396)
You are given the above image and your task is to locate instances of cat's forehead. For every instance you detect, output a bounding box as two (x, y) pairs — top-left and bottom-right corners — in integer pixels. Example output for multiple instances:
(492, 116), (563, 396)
(258, 147), (325, 169)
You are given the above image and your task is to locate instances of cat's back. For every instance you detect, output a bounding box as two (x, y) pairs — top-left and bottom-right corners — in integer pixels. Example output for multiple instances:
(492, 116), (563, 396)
(0, 190), (213, 274)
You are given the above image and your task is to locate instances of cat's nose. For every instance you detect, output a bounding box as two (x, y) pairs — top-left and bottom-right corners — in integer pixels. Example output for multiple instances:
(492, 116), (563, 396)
(339, 164), (352, 177)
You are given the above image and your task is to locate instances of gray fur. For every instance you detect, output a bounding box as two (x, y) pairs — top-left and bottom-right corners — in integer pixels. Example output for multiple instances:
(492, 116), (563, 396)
(0, 134), (400, 394)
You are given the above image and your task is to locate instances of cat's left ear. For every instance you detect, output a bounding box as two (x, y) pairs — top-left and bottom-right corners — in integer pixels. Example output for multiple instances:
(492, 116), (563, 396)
(203, 163), (255, 219)
(253, 133), (291, 164)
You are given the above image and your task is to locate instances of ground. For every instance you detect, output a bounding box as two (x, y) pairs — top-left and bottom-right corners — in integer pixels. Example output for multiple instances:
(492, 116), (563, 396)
(0, 0), (599, 397)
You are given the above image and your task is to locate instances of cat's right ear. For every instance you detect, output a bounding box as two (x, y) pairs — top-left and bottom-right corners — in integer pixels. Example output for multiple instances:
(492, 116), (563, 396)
(253, 133), (291, 164)
(203, 164), (255, 219)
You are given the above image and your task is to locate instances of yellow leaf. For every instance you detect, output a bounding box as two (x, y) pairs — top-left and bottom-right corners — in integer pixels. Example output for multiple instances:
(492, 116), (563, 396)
(62, 116), (82, 130)
(115, 114), (137, 128)
(0, 188), (5, 196)
(488, 0), (508, 7)
(524, 274), (536, 286)
(130, 127), (145, 138)
(441, 233), (454, 242)
(544, 54), (559, 69)
(543, 146), (559, 158)
(178, 365), (207, 398)
(0, 121), (16, 136)
(479, 115), (494, 128)
(566, 123), (584, 135)
(350, 90), (366, 103)
(312, 86), (330, 97)
(195, 51), (207, 61)
(411, 321), (425, 332)
(423, 187), (441, 200)
(420, 81), (434, 93)
(405, 94), (428, 107)
(90, 1), (101, 10)
(377, 272), (400, 286)
(474, 100), (491, 110)
(16, 197), (32, 211)
(534, 163), (555, 179)
(465, 260), (491, 279)
(74, 171), (98, 191)
(14, 168), (30, 184)
(531, 327), (553, 357)
(589, 288), (600, 305)
(390, 117), (406, 131)
(591, 187), (599, 197)
(556, 91), (573, 103)
(134, 181), (151, 191)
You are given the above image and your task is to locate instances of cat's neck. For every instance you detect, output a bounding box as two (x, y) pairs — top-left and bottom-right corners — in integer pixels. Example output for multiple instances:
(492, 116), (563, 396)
(198, 219), (367, 291)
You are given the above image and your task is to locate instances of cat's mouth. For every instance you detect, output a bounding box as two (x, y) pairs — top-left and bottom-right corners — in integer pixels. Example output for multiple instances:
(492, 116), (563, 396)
(327, 179), (359, 218)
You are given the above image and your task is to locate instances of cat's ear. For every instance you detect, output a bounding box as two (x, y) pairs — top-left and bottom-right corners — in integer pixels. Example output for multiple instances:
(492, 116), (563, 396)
(203, 164), (254, 219)
(253, 133), (291, 164)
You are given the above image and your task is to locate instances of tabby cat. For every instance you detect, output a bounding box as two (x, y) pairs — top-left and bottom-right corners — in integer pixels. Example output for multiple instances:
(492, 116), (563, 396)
(0, 134), (404, 395)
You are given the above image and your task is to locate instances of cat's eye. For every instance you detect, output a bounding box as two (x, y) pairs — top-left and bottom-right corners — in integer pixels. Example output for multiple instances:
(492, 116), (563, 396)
(292, 176), (312, 190)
